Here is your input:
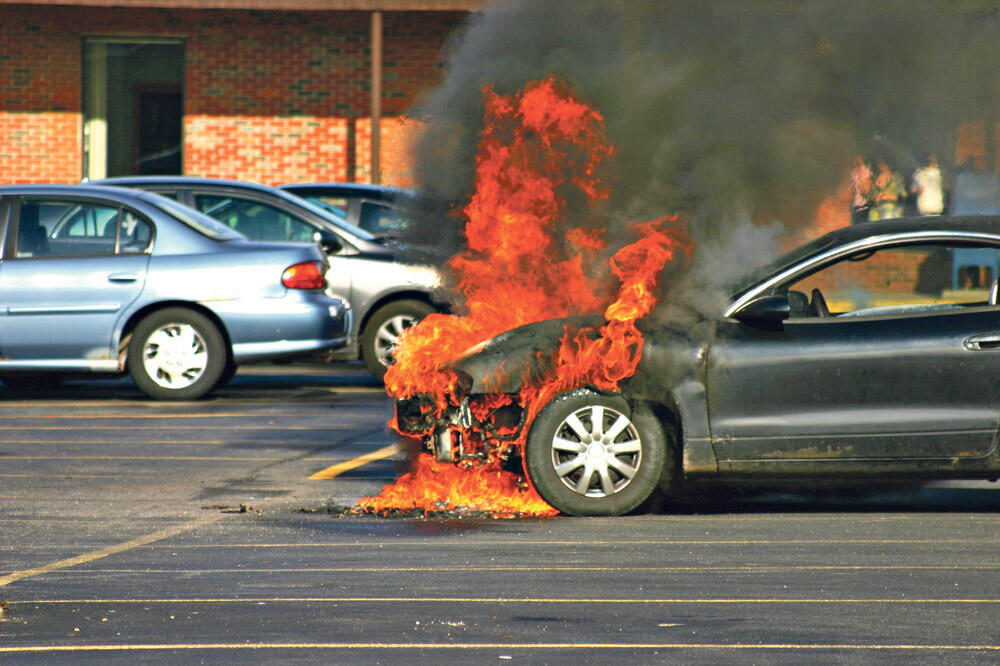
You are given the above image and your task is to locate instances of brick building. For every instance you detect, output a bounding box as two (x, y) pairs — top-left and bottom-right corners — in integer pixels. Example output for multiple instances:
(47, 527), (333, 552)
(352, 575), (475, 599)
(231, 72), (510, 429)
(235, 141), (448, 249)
(0, 0), (478, 187)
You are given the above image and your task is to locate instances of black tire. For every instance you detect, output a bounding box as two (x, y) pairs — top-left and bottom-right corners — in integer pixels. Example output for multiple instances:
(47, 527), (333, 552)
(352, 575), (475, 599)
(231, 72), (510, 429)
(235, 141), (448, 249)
(214, 359), (238, 391)
(127, 308), (227, 401)
(524, 389), (670, 516)
(360, 299), (435, 382)
(0, 374), (64, 391)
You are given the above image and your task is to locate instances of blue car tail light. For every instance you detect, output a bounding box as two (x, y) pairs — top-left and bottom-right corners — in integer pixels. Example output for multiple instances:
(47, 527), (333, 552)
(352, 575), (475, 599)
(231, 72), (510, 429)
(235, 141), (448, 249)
(281, 261), (327, 290)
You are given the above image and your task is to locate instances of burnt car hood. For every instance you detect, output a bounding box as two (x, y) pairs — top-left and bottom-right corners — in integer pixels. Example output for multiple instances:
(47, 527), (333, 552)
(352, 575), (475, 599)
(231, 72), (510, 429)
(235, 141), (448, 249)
(450, 314), (711, 396)
(451, 315), (602, 394)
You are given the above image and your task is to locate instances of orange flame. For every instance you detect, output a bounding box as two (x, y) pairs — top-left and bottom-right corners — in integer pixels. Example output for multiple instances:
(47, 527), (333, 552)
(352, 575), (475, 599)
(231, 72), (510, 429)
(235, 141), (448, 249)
(385, 77), (613, 407)
(360, 77), (688, 517)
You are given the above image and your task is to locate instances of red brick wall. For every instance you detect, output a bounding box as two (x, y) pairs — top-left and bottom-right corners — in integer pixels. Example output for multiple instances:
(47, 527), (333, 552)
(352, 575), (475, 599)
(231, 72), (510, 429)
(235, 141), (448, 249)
(0, 8), (81, 183)
(0, 4), (464, 185)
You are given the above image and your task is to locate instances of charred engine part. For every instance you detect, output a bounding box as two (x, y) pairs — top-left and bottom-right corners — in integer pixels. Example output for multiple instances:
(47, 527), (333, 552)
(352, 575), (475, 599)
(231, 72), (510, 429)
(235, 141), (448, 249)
(430, 395), (525, 464)
(432, 398), (473, 462)
(394, 394), (441, 435)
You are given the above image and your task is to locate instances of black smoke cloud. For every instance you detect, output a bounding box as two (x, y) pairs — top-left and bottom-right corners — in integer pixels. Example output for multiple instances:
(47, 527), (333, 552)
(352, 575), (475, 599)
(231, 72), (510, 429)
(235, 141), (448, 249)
(403, 0), (1000, 316)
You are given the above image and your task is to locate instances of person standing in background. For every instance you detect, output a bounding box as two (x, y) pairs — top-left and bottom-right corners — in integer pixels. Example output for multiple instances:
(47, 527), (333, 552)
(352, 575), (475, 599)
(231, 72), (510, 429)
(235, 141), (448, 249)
(950, 155), (1000, 215)
(910, 153), (945, 216)
(868, 159), (906, 221)
(850, 156), (873, 224)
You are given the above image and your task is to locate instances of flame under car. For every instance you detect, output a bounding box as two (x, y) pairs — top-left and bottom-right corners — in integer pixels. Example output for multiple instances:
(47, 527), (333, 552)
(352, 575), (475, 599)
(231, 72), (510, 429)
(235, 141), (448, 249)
(396, 216), (1000, 516)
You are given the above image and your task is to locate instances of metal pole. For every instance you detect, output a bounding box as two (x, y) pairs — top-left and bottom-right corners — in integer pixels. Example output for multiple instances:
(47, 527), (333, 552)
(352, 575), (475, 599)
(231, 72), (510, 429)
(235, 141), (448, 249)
(370, 10), (382, 185)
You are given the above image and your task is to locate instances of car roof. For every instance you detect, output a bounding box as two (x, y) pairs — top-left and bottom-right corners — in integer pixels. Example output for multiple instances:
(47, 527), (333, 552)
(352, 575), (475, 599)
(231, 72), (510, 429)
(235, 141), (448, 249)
(95, 176), (284, 194)
(279, 182), (410, 197)
(0, 183), (157, 201)
(93, 176), (384, 242)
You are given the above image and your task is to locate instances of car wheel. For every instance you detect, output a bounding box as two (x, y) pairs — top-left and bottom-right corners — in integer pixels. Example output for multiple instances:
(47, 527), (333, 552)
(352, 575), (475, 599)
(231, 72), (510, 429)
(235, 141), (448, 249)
(213, 359), (238, 391)
(127, 308), (227, 401)
(361, 299), (435, 382)
(524, 389), (669, 516)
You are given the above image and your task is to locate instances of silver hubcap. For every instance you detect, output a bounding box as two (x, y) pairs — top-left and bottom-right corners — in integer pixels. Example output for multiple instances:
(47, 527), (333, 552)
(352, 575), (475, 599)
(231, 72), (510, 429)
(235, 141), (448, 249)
(374, 314), (417, 368)
(142, 323), (208, 390)
(550, 405), (642, 498)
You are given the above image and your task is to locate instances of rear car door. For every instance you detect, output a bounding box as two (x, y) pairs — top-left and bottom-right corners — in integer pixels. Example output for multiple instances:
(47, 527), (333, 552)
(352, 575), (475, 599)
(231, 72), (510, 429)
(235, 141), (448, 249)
(708, 238), (1000, 466)
(0, 196), (151, 365)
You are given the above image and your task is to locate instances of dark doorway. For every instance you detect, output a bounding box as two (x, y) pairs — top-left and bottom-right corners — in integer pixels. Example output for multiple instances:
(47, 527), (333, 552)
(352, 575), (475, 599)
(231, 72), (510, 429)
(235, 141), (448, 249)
(83, 40), (184, 179)
(136, 86), (182, 174)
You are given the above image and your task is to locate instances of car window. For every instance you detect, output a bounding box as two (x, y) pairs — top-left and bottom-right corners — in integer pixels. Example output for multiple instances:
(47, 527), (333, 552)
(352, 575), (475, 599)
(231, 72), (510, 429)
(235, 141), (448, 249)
(117, 211), (153, 254)
(194, 194), (318, 242)
(731, 235), (838, 298)
(149, 195), (243, 241)
(17, 201), (120, 258)
(299, 194), (348, 219)
(784, 242), (1000, 318)
(359, 200), (409, 233)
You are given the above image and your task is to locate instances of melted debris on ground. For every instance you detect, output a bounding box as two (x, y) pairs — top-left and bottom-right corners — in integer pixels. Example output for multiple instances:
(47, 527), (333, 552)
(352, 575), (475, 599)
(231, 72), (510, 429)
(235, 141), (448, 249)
(298, 502), (552, 520)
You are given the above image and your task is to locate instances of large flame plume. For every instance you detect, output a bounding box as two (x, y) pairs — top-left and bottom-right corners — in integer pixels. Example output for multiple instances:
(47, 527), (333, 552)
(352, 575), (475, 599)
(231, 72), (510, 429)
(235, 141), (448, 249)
(359, 77), (687, 517)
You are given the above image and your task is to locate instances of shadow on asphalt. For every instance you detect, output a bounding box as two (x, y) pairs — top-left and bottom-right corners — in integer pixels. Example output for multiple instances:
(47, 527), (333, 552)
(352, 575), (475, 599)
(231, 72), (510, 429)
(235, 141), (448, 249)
(658, 481), (1000, 515)
(0, 361), (381, 402)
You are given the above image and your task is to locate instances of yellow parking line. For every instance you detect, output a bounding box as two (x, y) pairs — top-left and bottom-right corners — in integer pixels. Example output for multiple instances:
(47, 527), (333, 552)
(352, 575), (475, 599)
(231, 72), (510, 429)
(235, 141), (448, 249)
(42, 564), (1000, 574)
(15, 596), (1000, 604)
(309, 443), (404, 479)
(1, 643), (998, 653)
(1, 455), (283, 461)
(0, 516), (222, 588)
(0, 413), (251, 419)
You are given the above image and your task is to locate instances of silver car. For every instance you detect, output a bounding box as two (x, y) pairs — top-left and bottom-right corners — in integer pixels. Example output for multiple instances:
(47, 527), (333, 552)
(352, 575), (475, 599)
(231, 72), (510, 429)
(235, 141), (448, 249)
(95, 177), (443, 381)
(0, 184), (351, 400)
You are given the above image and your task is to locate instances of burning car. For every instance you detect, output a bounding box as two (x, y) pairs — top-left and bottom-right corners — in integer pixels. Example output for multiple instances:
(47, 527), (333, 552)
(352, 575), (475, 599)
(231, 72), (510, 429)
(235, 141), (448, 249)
(395, 216), (1000, 516)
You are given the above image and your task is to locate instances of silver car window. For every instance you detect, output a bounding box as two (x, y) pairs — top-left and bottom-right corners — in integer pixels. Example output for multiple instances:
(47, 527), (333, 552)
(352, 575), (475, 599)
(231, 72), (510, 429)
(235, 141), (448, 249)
(150, 195), (243, 241)
(194, 194), (318, 242)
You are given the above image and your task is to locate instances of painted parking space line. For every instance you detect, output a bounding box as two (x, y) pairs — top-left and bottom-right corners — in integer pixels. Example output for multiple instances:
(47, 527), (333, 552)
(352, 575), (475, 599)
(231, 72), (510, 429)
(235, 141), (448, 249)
(12, 537), (1000, 550)
(0, 413), (253, 419)
(33, 564), (1000, 574)
(309, 443), (404, 479)
(0, 425), (359, 431)
(14, 596), (1000, 604)
(0, 455), (286, 462)
(0, 515), (222, 588)
(2, 642), (999, 654)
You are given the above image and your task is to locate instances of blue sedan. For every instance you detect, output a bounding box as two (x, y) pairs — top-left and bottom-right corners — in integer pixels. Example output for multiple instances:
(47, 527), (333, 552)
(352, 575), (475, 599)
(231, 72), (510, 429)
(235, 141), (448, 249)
(0, 184), (351, 400)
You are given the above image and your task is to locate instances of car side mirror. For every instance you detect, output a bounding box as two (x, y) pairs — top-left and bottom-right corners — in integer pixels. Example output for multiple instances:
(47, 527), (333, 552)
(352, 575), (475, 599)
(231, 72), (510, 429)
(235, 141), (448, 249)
(313, 230), (342, 254)
(733, 294), (790, 324)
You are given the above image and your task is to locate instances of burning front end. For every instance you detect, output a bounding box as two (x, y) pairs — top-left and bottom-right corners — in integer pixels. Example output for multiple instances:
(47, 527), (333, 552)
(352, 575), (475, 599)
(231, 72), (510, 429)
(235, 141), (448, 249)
(393, 316), (602, 465)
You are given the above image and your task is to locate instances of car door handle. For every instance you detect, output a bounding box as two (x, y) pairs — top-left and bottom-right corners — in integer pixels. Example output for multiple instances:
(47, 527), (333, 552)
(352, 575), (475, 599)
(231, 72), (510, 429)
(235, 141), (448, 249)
(963, 333), (1000, 350)
(108, 273), (139, 283)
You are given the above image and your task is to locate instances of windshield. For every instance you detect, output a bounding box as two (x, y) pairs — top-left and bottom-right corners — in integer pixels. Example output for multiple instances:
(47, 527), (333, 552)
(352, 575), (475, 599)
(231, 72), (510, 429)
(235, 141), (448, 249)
(730, 235), (838, 299)
(277, 190), (376, 241)
(148, 194), (245, 241)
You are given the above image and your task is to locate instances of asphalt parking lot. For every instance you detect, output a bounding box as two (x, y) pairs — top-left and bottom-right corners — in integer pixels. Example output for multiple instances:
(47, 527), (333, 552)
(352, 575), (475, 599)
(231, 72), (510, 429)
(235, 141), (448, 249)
(2, 363), (1000, 664)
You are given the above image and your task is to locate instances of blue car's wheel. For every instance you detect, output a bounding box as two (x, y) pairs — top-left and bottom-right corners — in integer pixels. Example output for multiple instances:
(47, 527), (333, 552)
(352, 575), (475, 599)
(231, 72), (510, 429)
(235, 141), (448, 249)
(127, 308), (227, 401)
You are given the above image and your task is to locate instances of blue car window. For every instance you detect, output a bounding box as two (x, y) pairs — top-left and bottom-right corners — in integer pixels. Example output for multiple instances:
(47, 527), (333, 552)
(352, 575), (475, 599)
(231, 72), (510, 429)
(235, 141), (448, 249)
(118, 212), (153, 254)
(17, 201), (118, 258)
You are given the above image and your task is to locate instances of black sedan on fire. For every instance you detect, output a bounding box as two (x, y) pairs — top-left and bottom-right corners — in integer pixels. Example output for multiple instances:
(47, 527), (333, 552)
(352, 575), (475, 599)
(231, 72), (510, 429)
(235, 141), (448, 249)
(397, 216), (1000, 516)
